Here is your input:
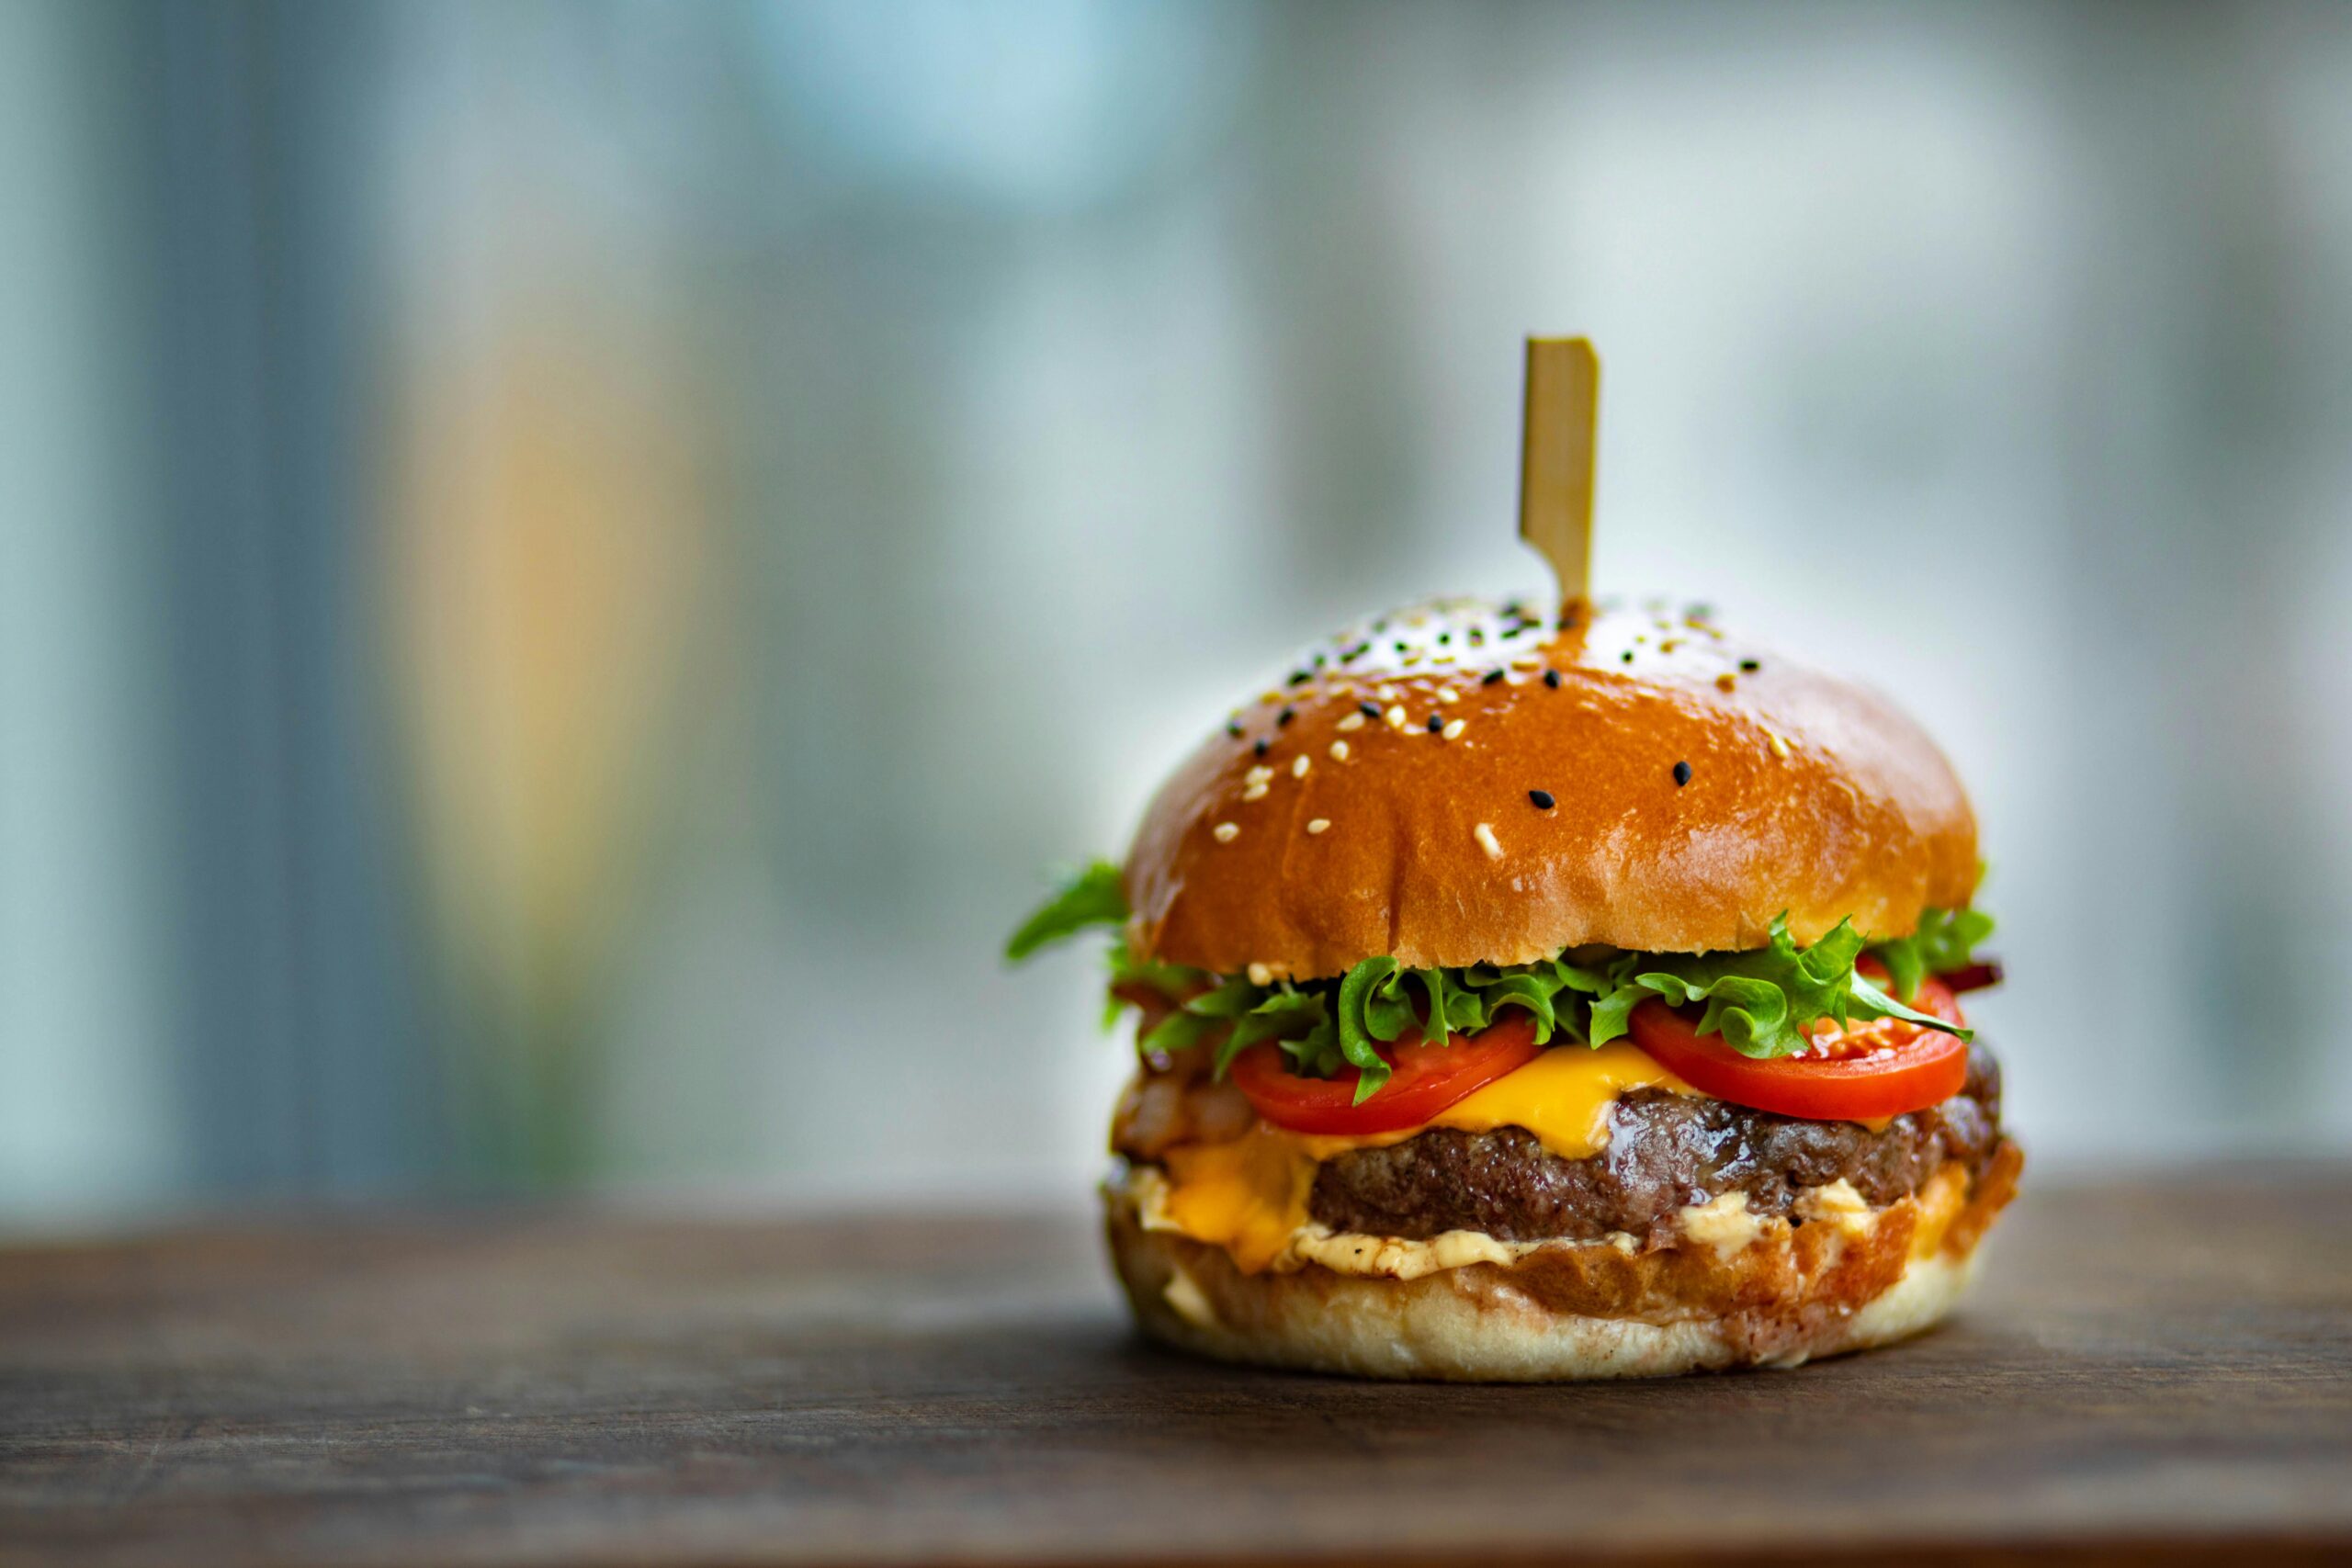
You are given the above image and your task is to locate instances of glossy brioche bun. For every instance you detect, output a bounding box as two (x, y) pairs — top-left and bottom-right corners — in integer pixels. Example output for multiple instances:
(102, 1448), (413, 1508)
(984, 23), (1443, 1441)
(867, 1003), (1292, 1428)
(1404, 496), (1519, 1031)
(1124, 598), (1977, 980)
(1105, 1143), (2021, 1382)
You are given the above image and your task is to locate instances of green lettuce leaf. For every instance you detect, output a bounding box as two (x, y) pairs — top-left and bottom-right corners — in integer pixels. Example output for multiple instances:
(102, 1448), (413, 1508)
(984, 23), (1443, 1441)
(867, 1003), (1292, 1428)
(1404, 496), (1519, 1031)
(1004, 861), (1128, 961)
(1336, 958), (1417, 1101)
(1867, 906), (1996, 1002)
(1100, 936), (1200, 1028)
(1009, 857), (1991, 1089)
(1010, 862), (1218, 1033)
(1588, 913), (1967, 1058)
(1213, 990), (1329, 1077)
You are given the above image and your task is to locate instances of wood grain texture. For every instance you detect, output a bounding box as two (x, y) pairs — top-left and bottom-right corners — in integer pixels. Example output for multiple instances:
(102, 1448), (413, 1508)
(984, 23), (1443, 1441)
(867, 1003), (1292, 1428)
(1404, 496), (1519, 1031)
(0, 1165), (2346, 1567)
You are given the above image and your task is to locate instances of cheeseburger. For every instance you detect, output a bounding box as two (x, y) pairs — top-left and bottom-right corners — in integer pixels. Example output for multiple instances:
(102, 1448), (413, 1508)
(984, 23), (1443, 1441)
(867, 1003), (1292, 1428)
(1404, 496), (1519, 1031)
(1011, 595), (2018, 1380)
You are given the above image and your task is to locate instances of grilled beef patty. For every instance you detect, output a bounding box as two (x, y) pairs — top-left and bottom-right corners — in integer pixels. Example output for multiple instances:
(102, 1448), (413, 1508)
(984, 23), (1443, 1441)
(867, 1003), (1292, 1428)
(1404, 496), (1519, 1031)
(1308, 1043), (2004, 1246)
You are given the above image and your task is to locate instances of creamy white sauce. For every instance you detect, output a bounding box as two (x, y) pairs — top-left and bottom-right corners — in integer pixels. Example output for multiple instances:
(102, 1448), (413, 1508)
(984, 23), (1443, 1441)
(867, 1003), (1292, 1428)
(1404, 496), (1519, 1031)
(1116, 1161), (1940, 1282)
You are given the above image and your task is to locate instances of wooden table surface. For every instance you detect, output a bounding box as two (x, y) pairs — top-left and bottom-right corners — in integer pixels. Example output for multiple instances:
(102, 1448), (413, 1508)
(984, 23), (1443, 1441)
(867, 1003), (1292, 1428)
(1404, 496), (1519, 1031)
(1, 1164), (2346, 1567)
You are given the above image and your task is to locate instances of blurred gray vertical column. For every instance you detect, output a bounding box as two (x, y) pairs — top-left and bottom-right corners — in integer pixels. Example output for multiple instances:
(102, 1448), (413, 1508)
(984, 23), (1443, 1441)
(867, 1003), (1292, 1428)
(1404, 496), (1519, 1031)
(132, 0), (443, 1198)
(2052, 2), (2334, 1128)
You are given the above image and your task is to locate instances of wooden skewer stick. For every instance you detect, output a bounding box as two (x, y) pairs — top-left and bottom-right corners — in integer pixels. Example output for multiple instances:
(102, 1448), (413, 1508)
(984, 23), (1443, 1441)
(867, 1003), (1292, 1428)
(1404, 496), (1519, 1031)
(1519, 336), (1600, 613)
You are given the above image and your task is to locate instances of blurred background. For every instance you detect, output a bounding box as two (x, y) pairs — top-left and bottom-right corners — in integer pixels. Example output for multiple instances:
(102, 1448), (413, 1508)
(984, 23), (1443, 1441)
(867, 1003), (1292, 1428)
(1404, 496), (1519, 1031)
(5, 0), (2351, 1225)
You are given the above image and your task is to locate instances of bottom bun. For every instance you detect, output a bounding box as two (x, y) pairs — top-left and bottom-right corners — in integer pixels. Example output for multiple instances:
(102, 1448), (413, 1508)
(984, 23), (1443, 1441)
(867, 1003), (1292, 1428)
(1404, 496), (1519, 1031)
(1105, 1142), (2020, 1382)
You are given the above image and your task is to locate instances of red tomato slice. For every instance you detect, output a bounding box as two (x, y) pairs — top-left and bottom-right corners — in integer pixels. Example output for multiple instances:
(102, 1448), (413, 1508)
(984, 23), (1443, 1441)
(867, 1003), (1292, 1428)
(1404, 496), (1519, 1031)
(1227, 1014), (1545, 1135)
(1627, 968), (1970, 1121)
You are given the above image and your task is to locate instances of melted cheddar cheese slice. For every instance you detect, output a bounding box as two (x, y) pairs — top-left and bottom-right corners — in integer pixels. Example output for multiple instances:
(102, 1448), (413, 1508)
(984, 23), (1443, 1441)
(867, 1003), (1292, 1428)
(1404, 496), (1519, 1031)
(1154, 1043), (1690, 1272)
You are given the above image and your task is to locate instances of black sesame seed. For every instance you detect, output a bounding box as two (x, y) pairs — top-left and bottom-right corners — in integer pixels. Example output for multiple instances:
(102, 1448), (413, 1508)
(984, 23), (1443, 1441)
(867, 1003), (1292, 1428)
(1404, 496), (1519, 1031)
(1482, 668), (1507, 685)
(1673, 761), (1692, 787)
(1342, 642), (1369, 661)
(1359, 701), (1381, 717)
(1287, 670), (1312, 687)
(1393, 640), (1408, 655)
(1254, 738), (1271, 758)
(1277, 707), (1295, 728)
(1436, 632), (1452, 646)
(1427, 714), (1443, 733)
(1311, 652), (1327, 670)
(1739, 658), (1761, 673)
(1227, 722), (1244, 739)
(1529, 790), (1555, 809)
(1621, 650), (1634, 663)
(1543, 669), (1561, 689)
(1467, 628), (1486, 646)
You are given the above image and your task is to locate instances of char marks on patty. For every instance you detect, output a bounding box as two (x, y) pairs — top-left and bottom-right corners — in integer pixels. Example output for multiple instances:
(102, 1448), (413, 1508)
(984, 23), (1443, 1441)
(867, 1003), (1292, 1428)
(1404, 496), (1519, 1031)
(1308, 1043), (2004, 1246)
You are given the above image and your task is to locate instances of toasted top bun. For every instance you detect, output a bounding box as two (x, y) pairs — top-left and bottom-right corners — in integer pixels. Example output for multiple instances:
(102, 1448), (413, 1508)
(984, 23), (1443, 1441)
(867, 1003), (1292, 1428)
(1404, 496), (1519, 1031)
(1124, 597), (1977, 979)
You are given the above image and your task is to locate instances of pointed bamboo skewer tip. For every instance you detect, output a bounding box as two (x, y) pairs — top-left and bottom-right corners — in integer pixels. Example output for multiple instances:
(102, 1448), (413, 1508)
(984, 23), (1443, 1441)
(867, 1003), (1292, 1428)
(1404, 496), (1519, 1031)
(1519, 336), (1600, 616)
